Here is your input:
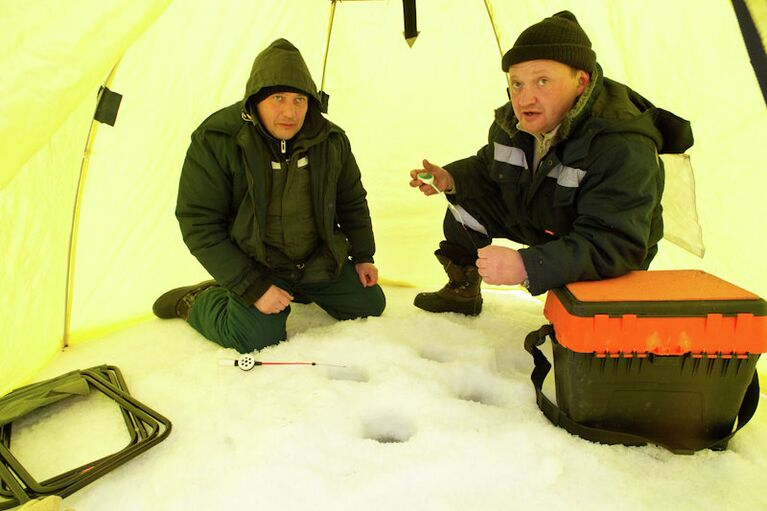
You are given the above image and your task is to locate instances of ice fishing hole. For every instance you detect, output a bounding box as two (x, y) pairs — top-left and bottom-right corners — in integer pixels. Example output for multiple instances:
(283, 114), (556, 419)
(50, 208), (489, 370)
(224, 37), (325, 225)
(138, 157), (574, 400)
(361, 413), (415, 444)
(454, 382), (500, 406)
(457, 389), (494, 405)
(418, 346), (452, 363)
(325, 365), (369, 383)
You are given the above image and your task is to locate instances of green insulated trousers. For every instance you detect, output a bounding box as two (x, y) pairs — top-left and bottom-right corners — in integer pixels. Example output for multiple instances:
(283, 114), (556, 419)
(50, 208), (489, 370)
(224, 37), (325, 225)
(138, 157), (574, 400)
(187, 262), (386, 353)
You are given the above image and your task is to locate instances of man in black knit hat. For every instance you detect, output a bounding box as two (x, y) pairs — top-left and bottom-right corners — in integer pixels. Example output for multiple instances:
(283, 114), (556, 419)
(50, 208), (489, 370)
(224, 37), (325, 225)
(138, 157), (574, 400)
(409, 11), (693, 315)
(152, 39), (385, 353)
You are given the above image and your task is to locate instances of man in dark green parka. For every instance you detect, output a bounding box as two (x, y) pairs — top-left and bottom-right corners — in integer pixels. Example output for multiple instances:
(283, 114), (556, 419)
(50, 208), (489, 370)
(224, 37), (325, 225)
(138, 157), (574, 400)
(409, 11), (693, 315)
(153, 39), (385, 353)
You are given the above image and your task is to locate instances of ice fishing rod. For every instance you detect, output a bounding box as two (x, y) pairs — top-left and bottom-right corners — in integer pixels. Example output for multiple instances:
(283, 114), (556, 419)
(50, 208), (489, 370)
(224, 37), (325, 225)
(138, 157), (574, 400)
(418, 171), (471, 226)
(418, 172), (445, 199)
(418, 169), (486, 311)
(219, 353), (347, 371)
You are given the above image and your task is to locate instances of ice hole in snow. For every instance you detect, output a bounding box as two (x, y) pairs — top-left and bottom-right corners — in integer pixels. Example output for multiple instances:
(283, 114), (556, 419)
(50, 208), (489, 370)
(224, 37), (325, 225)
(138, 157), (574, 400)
(456, 387), (497, 406)
(418, 345), (453, 363)
(448, 368), (505, 406)
(361, 412), (415, 444)
(325, 365), (370, 383)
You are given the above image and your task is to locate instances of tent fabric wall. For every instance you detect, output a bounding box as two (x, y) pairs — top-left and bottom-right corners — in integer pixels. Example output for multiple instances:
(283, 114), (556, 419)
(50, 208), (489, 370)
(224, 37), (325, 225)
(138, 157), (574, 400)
(2, 0), (766, 398)
(0, 0), (172, 189)
(0, 0), (172, 397)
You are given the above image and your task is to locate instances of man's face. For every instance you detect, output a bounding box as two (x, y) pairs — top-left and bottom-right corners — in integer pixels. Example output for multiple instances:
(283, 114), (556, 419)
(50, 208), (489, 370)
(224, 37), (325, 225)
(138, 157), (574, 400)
(508, 59), (589, 135)
(256, 92), (309, 140)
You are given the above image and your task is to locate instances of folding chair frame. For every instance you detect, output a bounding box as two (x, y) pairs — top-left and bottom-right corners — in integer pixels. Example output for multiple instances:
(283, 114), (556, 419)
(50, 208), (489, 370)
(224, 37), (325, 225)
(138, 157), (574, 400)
(0, 365), (172, 509)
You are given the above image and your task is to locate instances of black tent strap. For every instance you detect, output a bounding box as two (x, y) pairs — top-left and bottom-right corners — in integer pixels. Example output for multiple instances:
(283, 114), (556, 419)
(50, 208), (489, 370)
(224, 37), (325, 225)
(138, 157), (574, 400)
(403, 0), (417, 39)
(94, 86), (123, 126)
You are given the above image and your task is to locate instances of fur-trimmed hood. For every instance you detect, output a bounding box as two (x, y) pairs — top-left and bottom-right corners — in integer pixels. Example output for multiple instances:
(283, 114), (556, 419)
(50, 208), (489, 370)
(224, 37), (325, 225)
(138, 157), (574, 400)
(494, 64), (693, 154)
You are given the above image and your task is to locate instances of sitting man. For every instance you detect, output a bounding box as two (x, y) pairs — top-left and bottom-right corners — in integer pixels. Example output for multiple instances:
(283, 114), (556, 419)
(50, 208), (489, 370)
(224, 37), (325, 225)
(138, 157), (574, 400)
(409, 11), (693, 315)
(153, 39), (386, 353)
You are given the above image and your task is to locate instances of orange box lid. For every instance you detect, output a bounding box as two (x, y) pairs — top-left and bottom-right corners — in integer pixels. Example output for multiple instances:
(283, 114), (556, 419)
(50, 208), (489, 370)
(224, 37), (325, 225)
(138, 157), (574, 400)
(566, 270), (758, 303)
(555, 270), (765, 318)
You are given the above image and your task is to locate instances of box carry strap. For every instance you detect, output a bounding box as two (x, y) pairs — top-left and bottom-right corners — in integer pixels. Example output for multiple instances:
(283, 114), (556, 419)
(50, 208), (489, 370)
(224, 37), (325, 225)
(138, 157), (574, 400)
(524, 325), (760, 454)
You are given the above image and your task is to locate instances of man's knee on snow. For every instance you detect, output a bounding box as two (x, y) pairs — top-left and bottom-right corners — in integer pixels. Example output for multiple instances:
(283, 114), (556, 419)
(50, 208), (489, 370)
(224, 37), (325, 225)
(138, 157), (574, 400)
(325, 285), (386, 321)
(223, 312), (288, 353)
(364, 285), (386, 317)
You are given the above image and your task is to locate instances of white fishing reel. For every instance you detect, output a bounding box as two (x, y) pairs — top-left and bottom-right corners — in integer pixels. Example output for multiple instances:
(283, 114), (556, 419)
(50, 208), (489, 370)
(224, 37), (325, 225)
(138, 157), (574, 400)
(218, 353), (259, 371)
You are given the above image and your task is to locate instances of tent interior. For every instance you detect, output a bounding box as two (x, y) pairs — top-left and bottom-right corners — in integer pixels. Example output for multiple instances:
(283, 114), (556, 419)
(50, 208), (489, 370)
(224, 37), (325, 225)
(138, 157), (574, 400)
(2, 0), (767, 509)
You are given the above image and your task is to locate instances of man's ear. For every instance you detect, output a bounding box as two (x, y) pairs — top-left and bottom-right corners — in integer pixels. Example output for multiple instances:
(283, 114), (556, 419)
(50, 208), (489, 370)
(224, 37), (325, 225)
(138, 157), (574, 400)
(576, 70), (590, 94)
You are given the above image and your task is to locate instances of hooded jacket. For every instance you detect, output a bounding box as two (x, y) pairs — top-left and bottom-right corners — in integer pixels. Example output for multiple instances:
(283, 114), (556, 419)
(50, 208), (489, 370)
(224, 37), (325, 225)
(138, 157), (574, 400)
(445, 64), (694, 295)
(176, 39), (375, 304)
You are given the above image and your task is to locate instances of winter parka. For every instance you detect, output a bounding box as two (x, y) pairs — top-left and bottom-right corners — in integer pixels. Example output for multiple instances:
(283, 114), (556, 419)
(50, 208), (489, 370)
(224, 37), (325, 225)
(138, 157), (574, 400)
(176, 39), (375, 304)
(445, 64), (693, 295)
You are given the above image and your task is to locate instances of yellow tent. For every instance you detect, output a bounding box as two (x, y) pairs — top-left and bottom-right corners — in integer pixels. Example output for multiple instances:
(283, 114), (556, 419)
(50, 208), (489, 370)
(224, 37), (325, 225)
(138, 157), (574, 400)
(1, 0), (766, 397)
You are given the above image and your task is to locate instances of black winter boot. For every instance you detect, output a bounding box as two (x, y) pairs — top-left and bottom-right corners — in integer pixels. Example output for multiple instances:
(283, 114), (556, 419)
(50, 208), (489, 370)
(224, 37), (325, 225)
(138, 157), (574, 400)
(413, 254), (483, 316)
(152, 280), (218, 320)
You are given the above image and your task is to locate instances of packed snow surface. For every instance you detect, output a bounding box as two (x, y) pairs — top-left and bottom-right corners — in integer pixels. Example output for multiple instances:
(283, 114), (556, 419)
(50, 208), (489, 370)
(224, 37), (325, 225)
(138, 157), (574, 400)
(9, 287), (767, 510)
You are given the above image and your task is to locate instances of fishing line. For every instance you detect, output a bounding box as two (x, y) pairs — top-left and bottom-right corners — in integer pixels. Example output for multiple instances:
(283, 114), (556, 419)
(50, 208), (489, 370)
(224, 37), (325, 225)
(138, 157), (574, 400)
(418, 172), (485, 313)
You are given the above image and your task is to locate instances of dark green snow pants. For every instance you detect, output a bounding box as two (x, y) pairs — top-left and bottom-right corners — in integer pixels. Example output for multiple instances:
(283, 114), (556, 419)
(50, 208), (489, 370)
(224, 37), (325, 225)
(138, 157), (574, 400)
(187, 262), (386, 353)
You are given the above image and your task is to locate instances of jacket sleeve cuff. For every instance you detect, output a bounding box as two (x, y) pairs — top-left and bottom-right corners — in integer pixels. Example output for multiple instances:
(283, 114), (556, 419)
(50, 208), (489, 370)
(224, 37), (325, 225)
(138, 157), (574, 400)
(518, 249), (546, 296)
(351, 256), (374, 265)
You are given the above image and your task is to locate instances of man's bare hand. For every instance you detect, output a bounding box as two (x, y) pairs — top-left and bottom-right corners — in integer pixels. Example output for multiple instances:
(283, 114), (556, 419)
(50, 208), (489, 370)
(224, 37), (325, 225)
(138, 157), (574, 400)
(254, 285), (293, 314)
(355, 262), (379, 287)
(476, 245), (528, 286)
(409, 159), (455, 196)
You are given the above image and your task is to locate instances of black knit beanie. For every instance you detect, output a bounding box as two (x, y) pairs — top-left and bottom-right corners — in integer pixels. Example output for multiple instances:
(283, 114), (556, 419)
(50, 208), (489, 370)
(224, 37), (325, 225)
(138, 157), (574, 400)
(501, 11), (596, 73)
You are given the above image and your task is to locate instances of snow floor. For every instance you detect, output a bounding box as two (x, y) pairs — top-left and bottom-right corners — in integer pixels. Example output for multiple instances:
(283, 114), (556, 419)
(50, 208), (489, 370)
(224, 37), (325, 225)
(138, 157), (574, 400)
(6, 286), (767, 510)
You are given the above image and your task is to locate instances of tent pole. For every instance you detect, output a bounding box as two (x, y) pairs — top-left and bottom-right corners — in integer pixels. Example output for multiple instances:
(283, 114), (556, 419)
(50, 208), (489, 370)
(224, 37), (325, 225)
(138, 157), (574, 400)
(63, 59), (123, 348)
(320, 0), (338, 93)
(482, 0), (504, 59)
(730, 0), (767, 104)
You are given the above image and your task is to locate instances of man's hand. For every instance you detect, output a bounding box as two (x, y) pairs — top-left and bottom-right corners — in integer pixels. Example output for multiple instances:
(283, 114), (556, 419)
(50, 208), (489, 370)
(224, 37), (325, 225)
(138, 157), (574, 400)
(409, 159), (455, 196)
(254, 285), (293, 314)
(355, 262), (379, 287)
(476, 245), (528, 286)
